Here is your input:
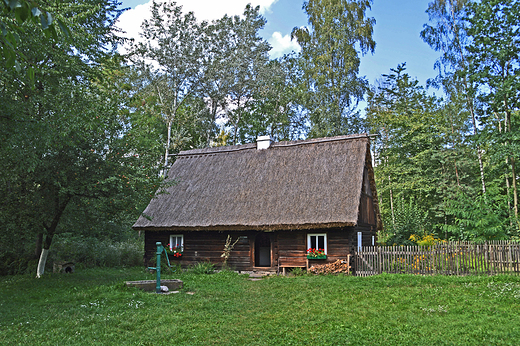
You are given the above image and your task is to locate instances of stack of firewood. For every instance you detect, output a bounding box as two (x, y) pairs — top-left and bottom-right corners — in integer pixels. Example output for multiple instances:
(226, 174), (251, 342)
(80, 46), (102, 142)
(308, 259), (351, 275)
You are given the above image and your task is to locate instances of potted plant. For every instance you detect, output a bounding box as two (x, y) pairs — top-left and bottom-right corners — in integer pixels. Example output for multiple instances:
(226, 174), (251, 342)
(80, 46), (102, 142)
(166, 244), (183, 258)
(307, 248), (326, 259)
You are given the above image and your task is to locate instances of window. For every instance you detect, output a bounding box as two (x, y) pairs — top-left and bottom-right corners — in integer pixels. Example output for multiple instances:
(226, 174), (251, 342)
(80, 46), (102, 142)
(169, 234), (184, 251)
(357, 232), (362, 250)
(307, 233), (327, 254)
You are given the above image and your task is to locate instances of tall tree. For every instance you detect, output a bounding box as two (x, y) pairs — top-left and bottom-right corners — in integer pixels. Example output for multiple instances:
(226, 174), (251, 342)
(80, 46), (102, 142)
(131, 1), (206, 172)
(421, 0), (487, 194)
(0, 0), (162, 277)
(465, 0), (520, 226)
(210, 5), (271, 145)
(292, 0), (375, 137)
(366, 64), (473, 242)
(0, 0), (69, 78)
(241, 55), (308, 142)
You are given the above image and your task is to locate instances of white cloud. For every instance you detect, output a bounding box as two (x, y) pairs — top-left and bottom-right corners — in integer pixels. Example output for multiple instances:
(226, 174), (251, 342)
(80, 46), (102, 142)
(268, 32), (300, 59)
(116, 1), (154, 49)
(117, 0), (279, 45)
(175, 0), (279, 20)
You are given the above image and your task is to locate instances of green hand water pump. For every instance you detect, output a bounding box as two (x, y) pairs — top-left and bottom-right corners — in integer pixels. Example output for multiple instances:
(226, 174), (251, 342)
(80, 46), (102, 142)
(148, 242), (172, 293)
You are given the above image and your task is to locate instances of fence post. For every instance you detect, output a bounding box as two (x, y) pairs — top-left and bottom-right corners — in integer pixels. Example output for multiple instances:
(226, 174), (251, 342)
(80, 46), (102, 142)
(378, 246), (382, 274)
(488, 242), (492, 276)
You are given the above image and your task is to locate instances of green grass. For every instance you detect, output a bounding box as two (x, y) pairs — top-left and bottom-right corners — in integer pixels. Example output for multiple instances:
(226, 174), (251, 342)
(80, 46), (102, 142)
(1, 268), (520, 345)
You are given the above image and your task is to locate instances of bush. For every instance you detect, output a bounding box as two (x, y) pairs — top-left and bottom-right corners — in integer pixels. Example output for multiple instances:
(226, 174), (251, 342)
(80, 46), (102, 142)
(189, 261), (215, 274)
(289, 267), (307, 276)
(48, 233), (143, 269)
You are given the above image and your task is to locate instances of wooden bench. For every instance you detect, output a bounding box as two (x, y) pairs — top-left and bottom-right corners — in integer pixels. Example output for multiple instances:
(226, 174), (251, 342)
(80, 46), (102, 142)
(278, 257), (309, 275)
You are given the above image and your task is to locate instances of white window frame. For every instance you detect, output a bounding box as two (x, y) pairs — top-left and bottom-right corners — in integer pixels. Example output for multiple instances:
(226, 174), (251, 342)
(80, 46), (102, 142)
(357, 232), (362, 250)
(307, 233), (327, 254)
(169, 234), (184, 251)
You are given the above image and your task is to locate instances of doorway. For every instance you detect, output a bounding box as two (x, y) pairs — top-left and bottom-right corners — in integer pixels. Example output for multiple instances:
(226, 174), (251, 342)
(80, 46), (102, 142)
(254, 232), (271, 267)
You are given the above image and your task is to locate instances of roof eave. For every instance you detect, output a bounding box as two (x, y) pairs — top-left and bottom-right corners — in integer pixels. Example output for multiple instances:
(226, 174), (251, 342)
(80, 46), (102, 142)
(132, 221), (357, 232)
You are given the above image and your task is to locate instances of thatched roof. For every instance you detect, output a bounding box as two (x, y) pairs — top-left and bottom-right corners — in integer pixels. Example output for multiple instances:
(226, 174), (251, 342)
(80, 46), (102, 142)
(133, 134), (381, 231)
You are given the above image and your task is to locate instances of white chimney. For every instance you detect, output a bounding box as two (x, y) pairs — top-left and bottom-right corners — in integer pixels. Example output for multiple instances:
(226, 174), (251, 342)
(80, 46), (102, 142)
(256, 135), (272, 150)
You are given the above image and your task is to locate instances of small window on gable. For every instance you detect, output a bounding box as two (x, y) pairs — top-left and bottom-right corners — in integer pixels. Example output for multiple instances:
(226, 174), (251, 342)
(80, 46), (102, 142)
(169, 234), (184, 251)
(307, 233), (327, 254)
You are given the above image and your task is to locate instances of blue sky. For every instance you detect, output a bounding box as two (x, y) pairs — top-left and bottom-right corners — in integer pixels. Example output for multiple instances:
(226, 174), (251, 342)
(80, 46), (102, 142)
(117, 0), (440, 94)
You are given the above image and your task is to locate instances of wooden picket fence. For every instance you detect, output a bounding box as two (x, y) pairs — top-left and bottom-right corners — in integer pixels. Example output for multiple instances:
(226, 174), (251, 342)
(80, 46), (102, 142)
(354, 241), (520, 277)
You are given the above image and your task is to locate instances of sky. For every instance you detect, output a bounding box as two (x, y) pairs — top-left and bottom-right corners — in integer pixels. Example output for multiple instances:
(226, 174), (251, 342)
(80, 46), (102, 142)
(116, 0), (441, 95)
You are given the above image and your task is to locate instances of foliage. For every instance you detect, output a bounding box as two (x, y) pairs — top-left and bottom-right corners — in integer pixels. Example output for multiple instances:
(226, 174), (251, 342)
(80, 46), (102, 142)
(288, 267), (307, 276)
(211, 5), (271, 145)
(366, 65), (456, 243)
(442, 190), (509, 241)
(0, 0), (163, 277)
(292, 0), (375, 137)
(1, 268), (520, 345)
(48, 234), (143, 269)
(421, 0), (487, 197)
(237, 54), (308, 143)
(130, 1), (210, 171)
(129, 2), (292, 159)
(0, 0), (70, 78)
(414, 0), (520, 240)
(189, 261), (215, 275)
(466, 0), (520, 225)
(384, 198), (430, 246)
(0, 235), (143, 275)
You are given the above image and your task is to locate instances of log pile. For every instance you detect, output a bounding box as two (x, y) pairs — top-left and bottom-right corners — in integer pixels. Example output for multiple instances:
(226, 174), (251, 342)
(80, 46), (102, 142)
(308, 259), (351, 275)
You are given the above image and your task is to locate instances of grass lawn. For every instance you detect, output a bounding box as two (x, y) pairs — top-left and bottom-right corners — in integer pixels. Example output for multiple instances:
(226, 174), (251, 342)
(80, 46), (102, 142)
(1, 267), (519, 345)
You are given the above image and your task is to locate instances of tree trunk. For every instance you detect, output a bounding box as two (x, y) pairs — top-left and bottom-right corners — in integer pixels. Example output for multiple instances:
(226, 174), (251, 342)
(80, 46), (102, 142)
(164, 119), (172, 176)
(467, 98), (486, 194)
(36, 248), (49, 278)
(511, 157), (519, 222)
(389, 174), (395, 226)
(505, 102), (519, 227)
(35, 195), (71, 278)
(34, 232), (43, 259)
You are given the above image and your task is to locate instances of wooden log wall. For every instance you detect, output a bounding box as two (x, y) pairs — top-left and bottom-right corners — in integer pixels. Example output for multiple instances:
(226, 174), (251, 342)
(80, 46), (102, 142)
(278, 228), (355, 269)
(278, 231), (306, 267)
(184, 231), (252, 270)
(359, 194), (376, 226)
(146, 228), (359, 272)
(145, 231), (253, 271)
(351, 223), (377, 248)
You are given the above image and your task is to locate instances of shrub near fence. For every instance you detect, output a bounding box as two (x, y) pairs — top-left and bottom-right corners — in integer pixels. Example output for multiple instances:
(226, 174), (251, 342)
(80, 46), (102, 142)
(355, 241), (520, 277)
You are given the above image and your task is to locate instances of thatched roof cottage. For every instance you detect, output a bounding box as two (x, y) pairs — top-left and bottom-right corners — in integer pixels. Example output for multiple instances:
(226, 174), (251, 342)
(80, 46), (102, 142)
(133, 134), (382, 273)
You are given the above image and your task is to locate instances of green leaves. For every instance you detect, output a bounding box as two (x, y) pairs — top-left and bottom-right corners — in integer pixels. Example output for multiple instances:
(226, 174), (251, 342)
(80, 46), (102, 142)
(1, 0), (71, 82)
(366, 64), (473, 242)
(0, 0), (163, 275)
(39, 10), (52, 30)
(293, 0), (376, 137)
